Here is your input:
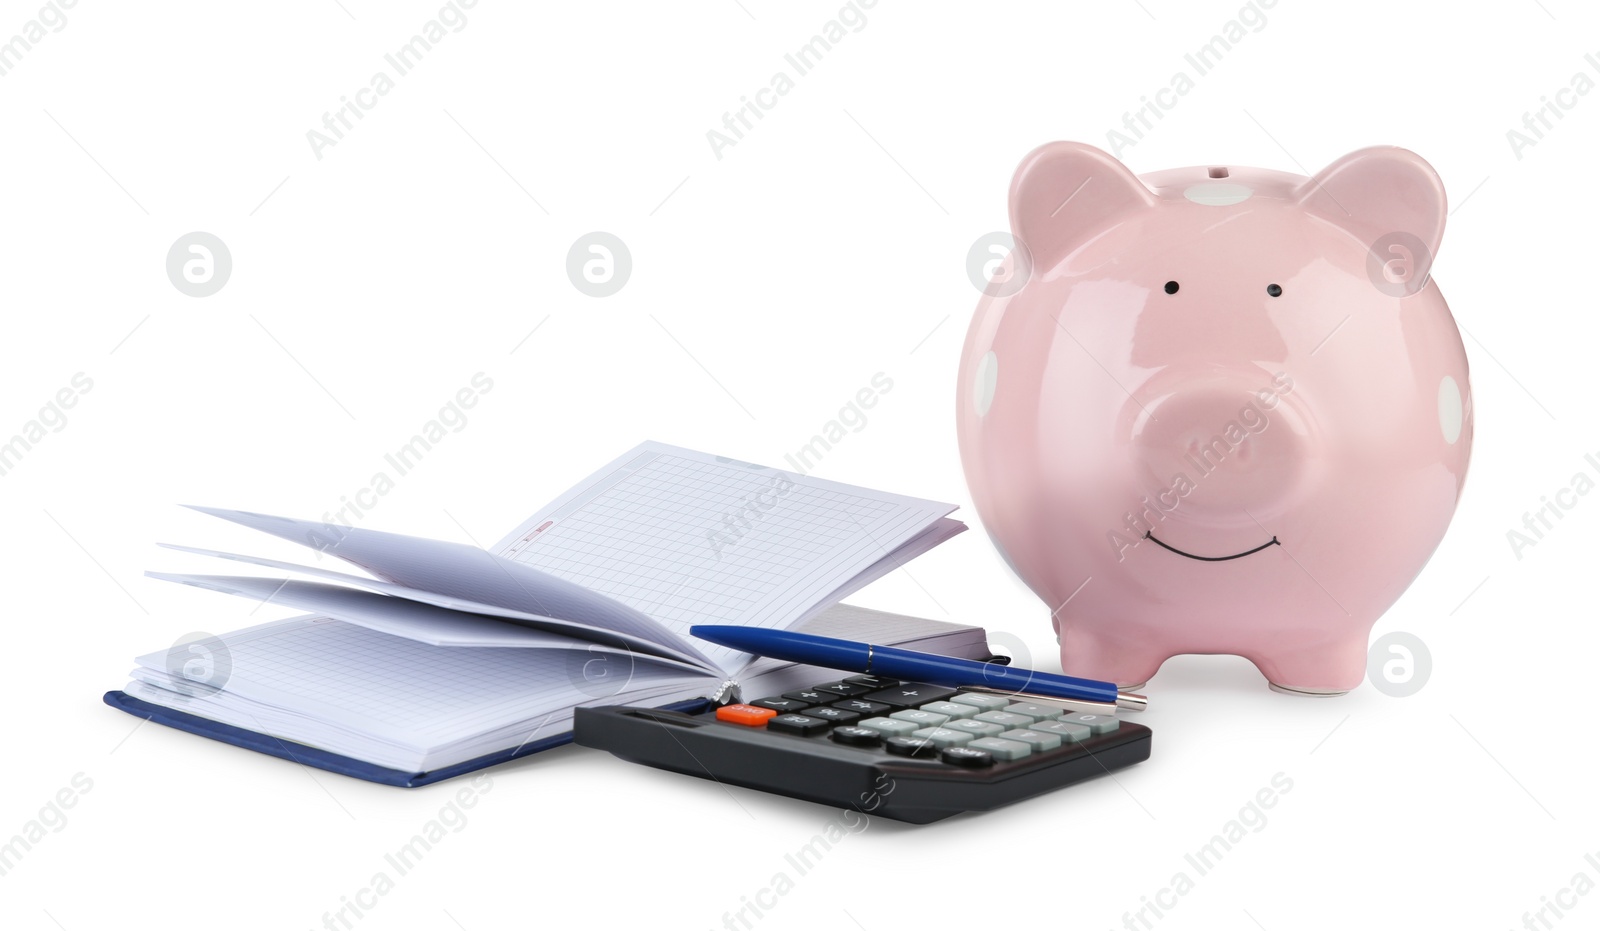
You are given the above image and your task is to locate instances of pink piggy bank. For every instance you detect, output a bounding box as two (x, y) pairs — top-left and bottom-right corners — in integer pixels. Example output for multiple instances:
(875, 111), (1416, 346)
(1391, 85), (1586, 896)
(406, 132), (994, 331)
(956, 141), (1472, 694)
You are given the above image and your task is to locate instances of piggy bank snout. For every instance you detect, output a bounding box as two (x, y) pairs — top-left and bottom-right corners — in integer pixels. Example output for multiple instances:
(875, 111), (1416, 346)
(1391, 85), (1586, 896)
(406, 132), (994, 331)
(1131, 379), (1311, 523)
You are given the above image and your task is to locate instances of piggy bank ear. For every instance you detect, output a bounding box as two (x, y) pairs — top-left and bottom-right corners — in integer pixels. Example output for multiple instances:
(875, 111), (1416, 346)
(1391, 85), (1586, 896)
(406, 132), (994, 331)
(1009, 142), (1155, 272)
(1296, 147), (1446, 295)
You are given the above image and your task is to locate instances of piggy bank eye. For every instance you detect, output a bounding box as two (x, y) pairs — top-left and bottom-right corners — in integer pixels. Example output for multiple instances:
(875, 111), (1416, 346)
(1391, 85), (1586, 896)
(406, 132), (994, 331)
(1266, 283), (1283, 297)
(1164, 281), (1180, 294)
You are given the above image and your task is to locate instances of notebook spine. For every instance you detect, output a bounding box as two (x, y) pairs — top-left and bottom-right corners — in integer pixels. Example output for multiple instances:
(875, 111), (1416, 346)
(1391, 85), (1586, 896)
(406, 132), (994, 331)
(706, 677), (741, 706)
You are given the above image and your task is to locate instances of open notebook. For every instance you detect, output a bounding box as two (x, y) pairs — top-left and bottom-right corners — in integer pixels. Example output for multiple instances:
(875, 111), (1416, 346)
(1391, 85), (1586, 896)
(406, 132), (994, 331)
(105, 442), (987, 786)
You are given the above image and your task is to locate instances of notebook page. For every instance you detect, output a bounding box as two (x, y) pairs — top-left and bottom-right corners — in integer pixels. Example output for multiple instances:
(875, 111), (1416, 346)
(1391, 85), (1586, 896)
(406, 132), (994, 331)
(785, 517), (968, 632)
(146, 573), (702, 676)
(155, 543), (703, 664)
(492, 442), (958, 672)
(184, 506), (713, 670)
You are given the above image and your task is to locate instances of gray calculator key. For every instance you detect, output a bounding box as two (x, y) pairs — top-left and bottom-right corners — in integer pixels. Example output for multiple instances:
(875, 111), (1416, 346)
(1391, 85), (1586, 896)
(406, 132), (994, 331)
(967, 737), (1033, 761)
(1001, 728), (1062, 751)
(918, 701), (979, 720)
(949, 692), (1011, 711)
(1005, 702), (1065, 722)
(1030, 719), (1093, 743)
(943, 718), (1004, 737)
(1058, 712), (1120, 735)
(856, 716), (919, 738)
(911, 727), (974, 749)
(891, 709), (950, 728)
(974, 711), (1034, 730)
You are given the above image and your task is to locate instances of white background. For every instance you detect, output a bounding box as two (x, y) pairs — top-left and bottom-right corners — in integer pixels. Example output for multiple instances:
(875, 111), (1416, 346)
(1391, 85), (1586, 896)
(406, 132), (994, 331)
(2, 1), (1597, 929)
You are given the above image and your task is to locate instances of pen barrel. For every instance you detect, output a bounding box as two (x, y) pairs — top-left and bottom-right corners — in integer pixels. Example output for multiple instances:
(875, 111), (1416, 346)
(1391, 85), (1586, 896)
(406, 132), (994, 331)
(688, 625), (1122, 706)
(868, 644), (1120, 704)
(754, 628), (874, 670)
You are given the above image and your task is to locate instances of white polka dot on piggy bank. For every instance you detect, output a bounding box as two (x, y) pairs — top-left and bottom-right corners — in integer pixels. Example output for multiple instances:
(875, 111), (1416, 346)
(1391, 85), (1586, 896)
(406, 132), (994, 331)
(955, 142), (1473, 695)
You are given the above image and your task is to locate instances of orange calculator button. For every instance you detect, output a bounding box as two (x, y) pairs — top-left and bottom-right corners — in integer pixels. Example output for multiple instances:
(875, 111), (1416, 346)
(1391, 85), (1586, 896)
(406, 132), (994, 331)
(715, 704), (778, 726)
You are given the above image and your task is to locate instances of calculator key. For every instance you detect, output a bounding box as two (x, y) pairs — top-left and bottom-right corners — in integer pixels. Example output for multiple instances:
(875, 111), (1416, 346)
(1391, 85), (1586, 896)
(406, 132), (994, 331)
(766, 714), (832, 736)
(833, 698), (893, 717)
(974, 711), (1034, 730)
(918, 701), (979, 720)
(783, 689), (829, 704)
(801, 706), (861, 724)
(884, 735), (939, 758)
(890, 709), (949, 728)
(864, 683), (957, 708)
(844, 675), (901, 689)
(1029, 720), (1093, 743)
(948, 692), (1012, 711)
(715, 704), (778, 727)
(1001, 729), (1062, 751)
(829, 726), (883, 748)
(749, 697), (810, 713)
(1005, 702), (1066, 722)
(967, 737), (1033, 761)
(855, 717), (919, 739)
(944, 718), (1004, 738)
(813, 681), (873, 697)
(1059, 712), (1120, 735)
(939, 746), (996, 768)
(911, 727), (974, 749)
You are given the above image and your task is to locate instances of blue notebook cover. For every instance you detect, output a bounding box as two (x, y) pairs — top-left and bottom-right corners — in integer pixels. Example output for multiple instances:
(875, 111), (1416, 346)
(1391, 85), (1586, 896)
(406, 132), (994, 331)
(103, 689), (711, 787)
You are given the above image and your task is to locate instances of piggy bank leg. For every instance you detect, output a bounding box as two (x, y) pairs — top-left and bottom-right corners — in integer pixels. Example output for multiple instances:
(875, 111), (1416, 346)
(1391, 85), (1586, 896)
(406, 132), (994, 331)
(1056, 621), (1167, 690)
(1250, 634), (1368, 696)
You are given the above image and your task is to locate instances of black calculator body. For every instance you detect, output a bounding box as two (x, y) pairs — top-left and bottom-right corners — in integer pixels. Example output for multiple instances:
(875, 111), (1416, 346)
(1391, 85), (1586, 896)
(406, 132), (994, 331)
(573, 675), (1152, 824)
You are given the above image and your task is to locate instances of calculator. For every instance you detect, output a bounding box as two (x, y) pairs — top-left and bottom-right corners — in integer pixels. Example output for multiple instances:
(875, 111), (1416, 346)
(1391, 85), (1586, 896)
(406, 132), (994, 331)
(573, 675), (1152, 823)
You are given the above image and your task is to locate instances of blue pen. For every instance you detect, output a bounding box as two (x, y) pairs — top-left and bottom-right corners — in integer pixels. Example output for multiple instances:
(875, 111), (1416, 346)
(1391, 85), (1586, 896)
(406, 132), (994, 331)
(690, 625), (1147, 712)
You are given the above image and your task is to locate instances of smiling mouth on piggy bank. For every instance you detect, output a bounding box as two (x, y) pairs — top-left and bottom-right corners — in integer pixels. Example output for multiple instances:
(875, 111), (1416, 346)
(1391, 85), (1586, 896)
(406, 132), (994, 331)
(1143, 531), (1281, 562)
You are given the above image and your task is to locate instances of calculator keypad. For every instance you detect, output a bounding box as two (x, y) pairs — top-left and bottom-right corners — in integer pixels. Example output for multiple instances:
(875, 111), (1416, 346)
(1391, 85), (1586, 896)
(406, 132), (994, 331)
(801, 706), (860, 724)
(1061, 712), (1120, 736)
(722, 680), (1120, 768)
(918, 701), (979, 720)
(1029, 719), (1093, 742)
(863, 684), (957, 707)
(910, 727), (972, 748)
(749, 697), (810, 713)
(829, 726), (883, 747)
(1000, 728), (1062, 751)
(766, 713), (831, 736)
(855, 716), (918, 738)
(813, 681), (873, 697)
(948, 693), (1010, 711)
(833, 698), (893, 716)
(889, 708), (949, 728)
(967, 736), (1032, 761)
(940, 746), (995, 768)
(973, 710), (1034, 730)
(943, 718), (1004, 738)
(1004, 702), (1065, 721)
(884, 735), (939, 758)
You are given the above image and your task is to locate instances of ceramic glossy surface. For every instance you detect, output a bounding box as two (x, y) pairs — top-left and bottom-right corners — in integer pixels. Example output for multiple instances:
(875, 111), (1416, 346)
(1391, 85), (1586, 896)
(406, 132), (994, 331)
(956, 142), (1472, 692)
